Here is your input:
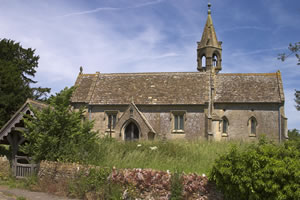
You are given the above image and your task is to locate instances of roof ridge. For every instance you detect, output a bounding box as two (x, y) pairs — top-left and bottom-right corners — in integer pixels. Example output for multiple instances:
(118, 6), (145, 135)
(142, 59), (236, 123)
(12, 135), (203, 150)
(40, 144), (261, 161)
(99, 72), (206, 76)
(218, 73), (277, 76)
(131, 102), (156, 133)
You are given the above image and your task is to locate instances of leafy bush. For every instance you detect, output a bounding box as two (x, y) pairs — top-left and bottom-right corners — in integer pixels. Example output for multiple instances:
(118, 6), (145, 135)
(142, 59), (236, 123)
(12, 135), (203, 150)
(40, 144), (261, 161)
(170, 170), (183, 200)
(68, 167), (122, 199)
(210, 139), (300, 200)
(21, 87), (98, 163)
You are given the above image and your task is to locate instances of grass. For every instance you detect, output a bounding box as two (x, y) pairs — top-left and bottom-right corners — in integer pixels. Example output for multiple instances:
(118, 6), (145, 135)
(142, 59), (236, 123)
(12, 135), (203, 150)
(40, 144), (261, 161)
(84, 138), (250, 174)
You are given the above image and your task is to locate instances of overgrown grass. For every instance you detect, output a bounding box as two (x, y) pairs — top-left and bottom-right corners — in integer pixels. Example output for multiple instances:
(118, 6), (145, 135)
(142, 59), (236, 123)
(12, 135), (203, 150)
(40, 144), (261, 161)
(83, 138), (250, 174)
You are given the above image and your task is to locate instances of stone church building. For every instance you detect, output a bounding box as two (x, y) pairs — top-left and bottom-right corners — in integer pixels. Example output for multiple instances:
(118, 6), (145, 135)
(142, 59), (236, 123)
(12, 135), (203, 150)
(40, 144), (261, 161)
(71, 4), (288, 142)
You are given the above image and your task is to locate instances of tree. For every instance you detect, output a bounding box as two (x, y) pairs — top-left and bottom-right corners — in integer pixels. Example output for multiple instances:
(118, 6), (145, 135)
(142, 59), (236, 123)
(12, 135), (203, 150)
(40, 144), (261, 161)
(21, 87), (98, 163)
(288, 129), (300, 141)
(296, 90), (300, 111)
(0, 39), (50, 128)
(278, 42), (300, 65)
(278, 42), (300, 111)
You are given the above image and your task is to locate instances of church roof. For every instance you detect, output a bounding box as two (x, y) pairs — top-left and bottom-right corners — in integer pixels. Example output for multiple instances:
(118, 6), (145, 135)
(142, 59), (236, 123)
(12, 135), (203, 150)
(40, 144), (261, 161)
(72, 72), (209, 105)
(215, 72), (284, 103)
(71, 71), (284, 105)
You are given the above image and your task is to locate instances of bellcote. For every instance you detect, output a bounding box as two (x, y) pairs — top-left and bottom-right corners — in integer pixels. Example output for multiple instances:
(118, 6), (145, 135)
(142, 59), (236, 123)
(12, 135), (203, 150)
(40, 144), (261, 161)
(197, 3), (222, 72)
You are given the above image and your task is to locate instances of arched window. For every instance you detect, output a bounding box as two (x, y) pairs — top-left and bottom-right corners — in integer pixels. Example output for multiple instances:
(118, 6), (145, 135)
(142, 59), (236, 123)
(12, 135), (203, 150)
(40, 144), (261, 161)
(201, 55), (206, 68)
(248, 117), (257, 136)
(222, 117), (228, 134)
(213, 54), (218, 67)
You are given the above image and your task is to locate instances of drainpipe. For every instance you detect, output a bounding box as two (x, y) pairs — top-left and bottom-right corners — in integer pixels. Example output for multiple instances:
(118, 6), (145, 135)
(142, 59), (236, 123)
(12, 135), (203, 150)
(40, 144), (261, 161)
(88, 105), (92, 121)
(278, 105), (281, 143)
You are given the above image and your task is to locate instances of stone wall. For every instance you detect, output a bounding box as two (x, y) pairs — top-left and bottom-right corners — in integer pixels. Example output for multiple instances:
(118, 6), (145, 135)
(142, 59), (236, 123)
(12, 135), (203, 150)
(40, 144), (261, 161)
(38, 161), (223, 200)
(214, 103), (281, 141)
(89, 105), (206, 140)
(0, 156), (10, 175)
(77, 103), (283, 142)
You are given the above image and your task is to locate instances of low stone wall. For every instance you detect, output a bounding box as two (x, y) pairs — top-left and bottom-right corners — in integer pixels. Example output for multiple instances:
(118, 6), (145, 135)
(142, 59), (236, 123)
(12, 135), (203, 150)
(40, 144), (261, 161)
(38, 161), (93, 181)
(38, 161), (223, 200)
(0, 156), (10, 175)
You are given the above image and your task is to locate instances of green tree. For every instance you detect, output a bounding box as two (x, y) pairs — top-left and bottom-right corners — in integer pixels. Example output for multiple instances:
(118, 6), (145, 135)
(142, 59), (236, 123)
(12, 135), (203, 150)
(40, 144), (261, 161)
(278, 42), (300, 65)
(278, 42), (300, 111)
(295, 90), (300, 111)
(0, 39), (50, 128)
(21, 87), (98, 163)
(210, 139), (300, 200)
(288, 129), (300, 141)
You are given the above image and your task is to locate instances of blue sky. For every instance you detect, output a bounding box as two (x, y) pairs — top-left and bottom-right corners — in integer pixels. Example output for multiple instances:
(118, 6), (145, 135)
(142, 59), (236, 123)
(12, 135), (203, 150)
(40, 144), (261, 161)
(0, 0), (299, 129)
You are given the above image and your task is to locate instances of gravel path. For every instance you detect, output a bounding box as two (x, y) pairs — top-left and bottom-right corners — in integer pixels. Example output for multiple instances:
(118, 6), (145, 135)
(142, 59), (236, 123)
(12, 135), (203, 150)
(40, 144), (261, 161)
(0, 186), (76, 200)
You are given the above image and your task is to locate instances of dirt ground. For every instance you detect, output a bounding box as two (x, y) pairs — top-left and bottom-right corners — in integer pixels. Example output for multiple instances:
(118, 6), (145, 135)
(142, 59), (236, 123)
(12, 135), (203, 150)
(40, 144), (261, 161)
(0, 185), (76, 200)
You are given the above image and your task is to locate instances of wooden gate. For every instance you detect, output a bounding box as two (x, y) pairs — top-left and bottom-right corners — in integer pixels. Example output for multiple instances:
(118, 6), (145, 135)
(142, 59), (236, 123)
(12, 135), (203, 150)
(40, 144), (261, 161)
(12, 156), (38, 178)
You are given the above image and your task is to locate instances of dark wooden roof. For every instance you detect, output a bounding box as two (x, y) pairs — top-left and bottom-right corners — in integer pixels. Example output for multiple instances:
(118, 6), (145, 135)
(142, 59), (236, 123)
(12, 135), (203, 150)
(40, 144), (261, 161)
(71, 71), (284, 105)
(0, 99), (47, 142)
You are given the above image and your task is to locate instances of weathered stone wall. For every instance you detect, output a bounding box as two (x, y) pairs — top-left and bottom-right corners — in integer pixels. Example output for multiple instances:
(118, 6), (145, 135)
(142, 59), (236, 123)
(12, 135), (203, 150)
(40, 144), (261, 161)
(89, 105), (206, 140)
(73, 103), (283, 142)
(214, 103), (280, 141)
(38, 161), (223, 200)
(0, 156), (10, 175)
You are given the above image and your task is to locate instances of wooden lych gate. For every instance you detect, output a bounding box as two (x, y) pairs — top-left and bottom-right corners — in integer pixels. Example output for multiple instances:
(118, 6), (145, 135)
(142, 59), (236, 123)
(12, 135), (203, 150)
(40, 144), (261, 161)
(13, 156), (38, 178)
(0, 99), (46, 178)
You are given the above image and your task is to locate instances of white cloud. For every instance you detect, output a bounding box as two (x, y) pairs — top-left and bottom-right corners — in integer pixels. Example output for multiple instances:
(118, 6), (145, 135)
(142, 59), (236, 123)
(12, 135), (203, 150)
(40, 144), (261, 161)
(0, 0), (299, 129)
(58, 0), (164, 18)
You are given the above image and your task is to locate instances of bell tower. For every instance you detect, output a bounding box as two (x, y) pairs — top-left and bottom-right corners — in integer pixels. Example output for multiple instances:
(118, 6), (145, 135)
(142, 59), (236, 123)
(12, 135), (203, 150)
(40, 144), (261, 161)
(197, 2), (222, 72)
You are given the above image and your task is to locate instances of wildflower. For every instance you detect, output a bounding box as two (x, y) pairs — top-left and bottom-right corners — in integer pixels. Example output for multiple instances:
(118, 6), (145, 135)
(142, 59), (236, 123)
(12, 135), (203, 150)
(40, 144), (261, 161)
(150, 146), (158, 150)
(202, 173), (206, 177)
(137, 144), (142, 147)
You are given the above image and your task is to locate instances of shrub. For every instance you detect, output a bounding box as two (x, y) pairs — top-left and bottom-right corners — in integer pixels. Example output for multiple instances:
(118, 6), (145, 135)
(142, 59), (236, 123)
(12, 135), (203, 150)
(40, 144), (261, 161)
(170, 170), (183, 200)
(210, 139), (300, 200)
(21, 87), (98, 163)
(68, 167), (122, 199)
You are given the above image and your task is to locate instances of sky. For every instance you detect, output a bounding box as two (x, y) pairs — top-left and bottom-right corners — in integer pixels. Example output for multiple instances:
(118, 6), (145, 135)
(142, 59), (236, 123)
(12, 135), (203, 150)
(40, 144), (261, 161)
(0, 0), (299, 129)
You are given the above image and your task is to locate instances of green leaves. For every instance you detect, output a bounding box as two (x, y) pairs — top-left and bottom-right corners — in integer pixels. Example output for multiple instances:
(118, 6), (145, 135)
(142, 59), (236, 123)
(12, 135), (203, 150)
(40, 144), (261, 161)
(0, 38), (50, 128)
(21, 87), (97, 163)
(210, 140), (300, 200)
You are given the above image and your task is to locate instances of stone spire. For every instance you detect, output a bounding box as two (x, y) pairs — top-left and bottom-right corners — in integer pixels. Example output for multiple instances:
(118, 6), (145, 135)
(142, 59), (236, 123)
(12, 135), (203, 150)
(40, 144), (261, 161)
(197, 2), (222, 72)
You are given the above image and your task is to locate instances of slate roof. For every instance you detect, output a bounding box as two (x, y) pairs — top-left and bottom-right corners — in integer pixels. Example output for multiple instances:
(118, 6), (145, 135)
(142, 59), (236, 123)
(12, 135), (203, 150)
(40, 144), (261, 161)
(71, 71), (284, 105)
(215, 72), (284, 103)
(72, 72), (209, 105)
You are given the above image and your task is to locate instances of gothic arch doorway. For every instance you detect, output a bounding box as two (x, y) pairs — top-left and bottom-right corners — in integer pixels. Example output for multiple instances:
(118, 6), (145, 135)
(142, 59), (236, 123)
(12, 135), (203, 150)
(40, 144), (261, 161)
(124, 122), (139, 141)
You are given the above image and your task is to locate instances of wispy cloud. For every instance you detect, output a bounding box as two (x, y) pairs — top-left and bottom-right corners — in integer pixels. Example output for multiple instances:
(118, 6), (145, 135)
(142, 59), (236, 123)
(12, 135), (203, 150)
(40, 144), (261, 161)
(231, 47), (286, 57)
(58, 0), (164, 18)
(219, 26), (271, 33)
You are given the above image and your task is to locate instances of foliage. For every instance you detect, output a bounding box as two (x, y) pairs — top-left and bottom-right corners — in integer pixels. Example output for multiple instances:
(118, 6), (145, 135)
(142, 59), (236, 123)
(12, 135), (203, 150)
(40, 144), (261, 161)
(278, 42), (300, 65)
(21, 87), (98, 163)
(278, 42), (300, 111)
(0, 39), (50, 128)
(210, 139), (300, 200)
(0, 145), (10, 157)
(288, 129), (300, 141)
(170, 170), (183, 200)
(295, 90), (300, 111)
(68, 167), (122, 199)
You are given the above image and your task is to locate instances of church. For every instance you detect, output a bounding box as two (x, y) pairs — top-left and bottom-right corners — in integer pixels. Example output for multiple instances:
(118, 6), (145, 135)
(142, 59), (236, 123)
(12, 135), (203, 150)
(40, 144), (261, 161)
(71, 3), (288, 142)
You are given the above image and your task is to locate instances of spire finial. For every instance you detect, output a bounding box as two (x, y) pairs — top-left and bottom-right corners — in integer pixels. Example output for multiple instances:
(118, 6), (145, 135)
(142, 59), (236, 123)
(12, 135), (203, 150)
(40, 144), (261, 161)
(208, 0), (211, 14)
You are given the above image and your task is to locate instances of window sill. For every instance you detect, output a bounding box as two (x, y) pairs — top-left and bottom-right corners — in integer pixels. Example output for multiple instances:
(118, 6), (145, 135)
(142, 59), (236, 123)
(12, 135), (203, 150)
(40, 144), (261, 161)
(221, 133), (228, 137)
(249, 134), (256, 137)
(172, 130), (185, 134)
